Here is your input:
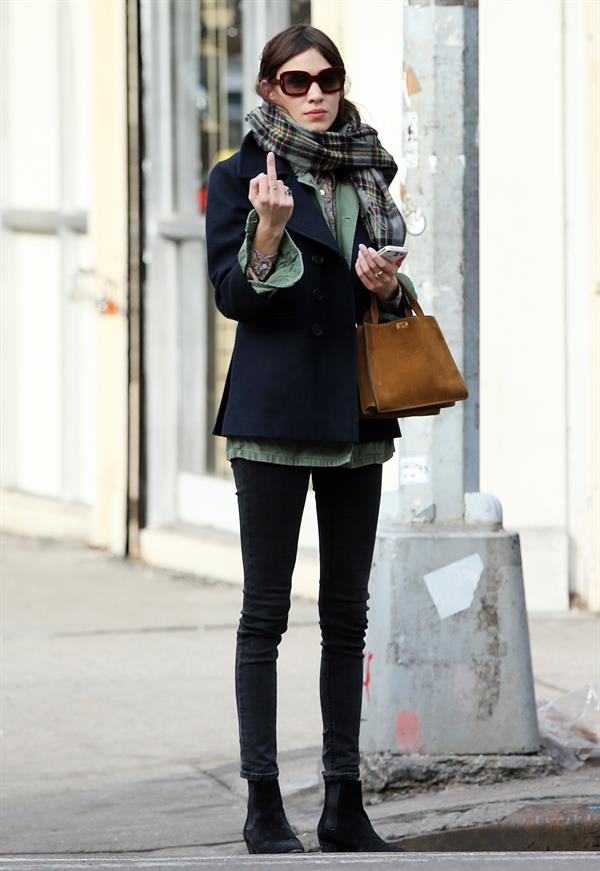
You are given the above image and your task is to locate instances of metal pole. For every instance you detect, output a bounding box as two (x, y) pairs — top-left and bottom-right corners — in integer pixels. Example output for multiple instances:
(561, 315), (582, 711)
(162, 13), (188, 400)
(394, 0), (479, 524)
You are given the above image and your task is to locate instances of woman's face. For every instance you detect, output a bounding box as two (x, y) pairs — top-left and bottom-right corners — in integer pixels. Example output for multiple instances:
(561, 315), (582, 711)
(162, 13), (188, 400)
(265, 48), (343, 132)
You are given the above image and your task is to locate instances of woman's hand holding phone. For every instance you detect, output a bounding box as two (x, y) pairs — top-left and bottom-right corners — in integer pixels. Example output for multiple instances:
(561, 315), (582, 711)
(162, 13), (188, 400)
(248, 152), (294, 256)
(355, 244), (407, 302)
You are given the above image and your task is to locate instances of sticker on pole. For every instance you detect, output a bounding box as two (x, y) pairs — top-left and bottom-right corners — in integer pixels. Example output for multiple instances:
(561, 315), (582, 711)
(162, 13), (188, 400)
(423, 553), (485, 619)
(400, 456), (429, 484)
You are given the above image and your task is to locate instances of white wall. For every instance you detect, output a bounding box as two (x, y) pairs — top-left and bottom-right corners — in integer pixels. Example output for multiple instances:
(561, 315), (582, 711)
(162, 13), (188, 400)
(588, 0), (600, 613)
(479, 0), (595, 610)
(8, 0), (61, 210)
(480, 0), (566, 528)
(88, 0), (129, 553)
(4, 1), (62, 498)
(1, 0), (97, 507)
(563, 0), (596, 610)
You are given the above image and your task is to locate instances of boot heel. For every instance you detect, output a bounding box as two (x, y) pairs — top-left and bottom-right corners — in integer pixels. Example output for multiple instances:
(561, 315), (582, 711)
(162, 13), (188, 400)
(244, 839), (256, 854)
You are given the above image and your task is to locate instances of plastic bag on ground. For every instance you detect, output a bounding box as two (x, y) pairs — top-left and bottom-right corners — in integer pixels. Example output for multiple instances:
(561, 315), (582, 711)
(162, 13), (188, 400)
(536, 683), (600, 770)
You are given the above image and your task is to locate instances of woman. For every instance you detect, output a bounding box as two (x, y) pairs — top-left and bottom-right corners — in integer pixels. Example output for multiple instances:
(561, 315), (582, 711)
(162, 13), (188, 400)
(206, 24), (408, 854)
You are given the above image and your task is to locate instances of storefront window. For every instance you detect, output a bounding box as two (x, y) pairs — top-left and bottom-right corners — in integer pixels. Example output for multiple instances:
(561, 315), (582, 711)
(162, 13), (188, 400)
(197, 0), (243, 214)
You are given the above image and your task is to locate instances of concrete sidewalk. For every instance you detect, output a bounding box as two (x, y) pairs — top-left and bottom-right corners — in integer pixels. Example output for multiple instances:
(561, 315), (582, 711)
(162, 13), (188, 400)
(1, 533), (599, 861)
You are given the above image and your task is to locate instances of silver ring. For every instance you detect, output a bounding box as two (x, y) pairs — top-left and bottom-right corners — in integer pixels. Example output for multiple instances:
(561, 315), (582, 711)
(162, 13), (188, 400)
(285, 187), (292, 196)
(374, 270), (384, 277)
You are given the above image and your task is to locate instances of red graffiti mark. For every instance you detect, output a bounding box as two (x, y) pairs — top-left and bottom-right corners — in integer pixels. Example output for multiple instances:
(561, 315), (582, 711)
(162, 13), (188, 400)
(363, 651), (374, 703)
(395, 709), (420, 752)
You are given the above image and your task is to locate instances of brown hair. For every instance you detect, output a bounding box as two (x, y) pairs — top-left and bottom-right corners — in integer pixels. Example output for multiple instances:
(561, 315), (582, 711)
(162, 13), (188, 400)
(256, 24), (360, 129)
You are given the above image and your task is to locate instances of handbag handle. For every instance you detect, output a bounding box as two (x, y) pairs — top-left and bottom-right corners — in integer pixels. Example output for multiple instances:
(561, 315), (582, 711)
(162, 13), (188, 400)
(365, 286), (425, 325)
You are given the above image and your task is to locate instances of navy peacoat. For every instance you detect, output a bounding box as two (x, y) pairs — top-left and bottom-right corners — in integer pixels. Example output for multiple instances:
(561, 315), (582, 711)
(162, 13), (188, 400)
(206, 132), (401, 444)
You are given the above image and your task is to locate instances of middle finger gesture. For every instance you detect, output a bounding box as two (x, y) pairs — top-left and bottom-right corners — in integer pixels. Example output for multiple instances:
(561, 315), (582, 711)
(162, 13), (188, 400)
(248, 151), (294, 233)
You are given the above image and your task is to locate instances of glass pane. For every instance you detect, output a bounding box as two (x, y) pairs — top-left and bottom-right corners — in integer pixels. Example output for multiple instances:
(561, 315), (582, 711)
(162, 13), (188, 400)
(198, 0), (243, 212)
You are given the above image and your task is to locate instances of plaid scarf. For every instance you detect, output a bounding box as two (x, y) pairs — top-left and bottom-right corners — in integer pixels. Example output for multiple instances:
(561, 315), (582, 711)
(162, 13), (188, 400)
(246, 102), (406, 248)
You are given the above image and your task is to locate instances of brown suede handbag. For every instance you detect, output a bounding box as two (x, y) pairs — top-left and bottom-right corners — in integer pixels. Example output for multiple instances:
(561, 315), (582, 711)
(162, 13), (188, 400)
(357, 285), (469, 419)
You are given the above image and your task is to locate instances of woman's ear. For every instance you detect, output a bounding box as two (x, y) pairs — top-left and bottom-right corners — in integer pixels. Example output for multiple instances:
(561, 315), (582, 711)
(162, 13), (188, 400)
(258, 78), (273, 101)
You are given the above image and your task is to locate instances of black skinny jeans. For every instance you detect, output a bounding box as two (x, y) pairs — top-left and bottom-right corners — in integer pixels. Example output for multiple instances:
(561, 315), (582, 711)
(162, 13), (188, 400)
(231, 457), (383, 782)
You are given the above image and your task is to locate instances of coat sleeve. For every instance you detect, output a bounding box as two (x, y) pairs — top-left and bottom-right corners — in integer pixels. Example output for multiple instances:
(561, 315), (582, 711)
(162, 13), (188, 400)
(206, 158), (300, 322)
(238, 209), (304, 295)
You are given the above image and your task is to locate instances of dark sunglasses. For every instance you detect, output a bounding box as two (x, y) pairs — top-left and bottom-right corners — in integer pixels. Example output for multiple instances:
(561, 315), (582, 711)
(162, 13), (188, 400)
(270, 66), (345, 97)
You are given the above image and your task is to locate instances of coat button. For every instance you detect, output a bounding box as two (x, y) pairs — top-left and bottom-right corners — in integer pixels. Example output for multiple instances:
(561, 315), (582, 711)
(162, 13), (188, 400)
(312, 323), (324, 337)
(311, 253), (324, 264)
(312, 287), (324, 302)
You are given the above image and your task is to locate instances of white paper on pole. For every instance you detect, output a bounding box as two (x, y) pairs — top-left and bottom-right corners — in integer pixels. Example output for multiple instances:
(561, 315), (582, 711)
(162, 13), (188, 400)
(423, 553), (485, 619)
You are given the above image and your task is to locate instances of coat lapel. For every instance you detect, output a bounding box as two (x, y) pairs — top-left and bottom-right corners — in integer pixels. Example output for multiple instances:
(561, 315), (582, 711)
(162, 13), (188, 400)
(236, 132), (344, 258)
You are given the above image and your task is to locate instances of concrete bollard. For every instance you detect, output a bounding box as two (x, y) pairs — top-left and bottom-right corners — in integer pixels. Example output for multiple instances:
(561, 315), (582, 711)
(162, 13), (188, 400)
(361, 522), (540, 757)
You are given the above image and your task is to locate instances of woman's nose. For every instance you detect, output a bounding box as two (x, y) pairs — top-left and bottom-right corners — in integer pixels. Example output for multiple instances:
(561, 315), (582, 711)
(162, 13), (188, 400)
(307, 81), (324, 100)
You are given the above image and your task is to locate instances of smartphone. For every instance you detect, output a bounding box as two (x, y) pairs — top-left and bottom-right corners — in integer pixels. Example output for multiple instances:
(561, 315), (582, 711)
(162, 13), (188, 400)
(377, 245), (408, 263)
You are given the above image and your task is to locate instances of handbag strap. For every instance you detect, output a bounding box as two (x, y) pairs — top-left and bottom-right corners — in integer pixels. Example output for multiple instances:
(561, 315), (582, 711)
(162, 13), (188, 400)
(365, 280), (425, 325)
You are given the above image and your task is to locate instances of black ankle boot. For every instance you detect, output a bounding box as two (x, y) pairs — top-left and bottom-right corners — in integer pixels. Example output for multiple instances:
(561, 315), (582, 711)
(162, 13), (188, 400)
(243, 779), (304, 854)
(317, 779), (405, 853)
